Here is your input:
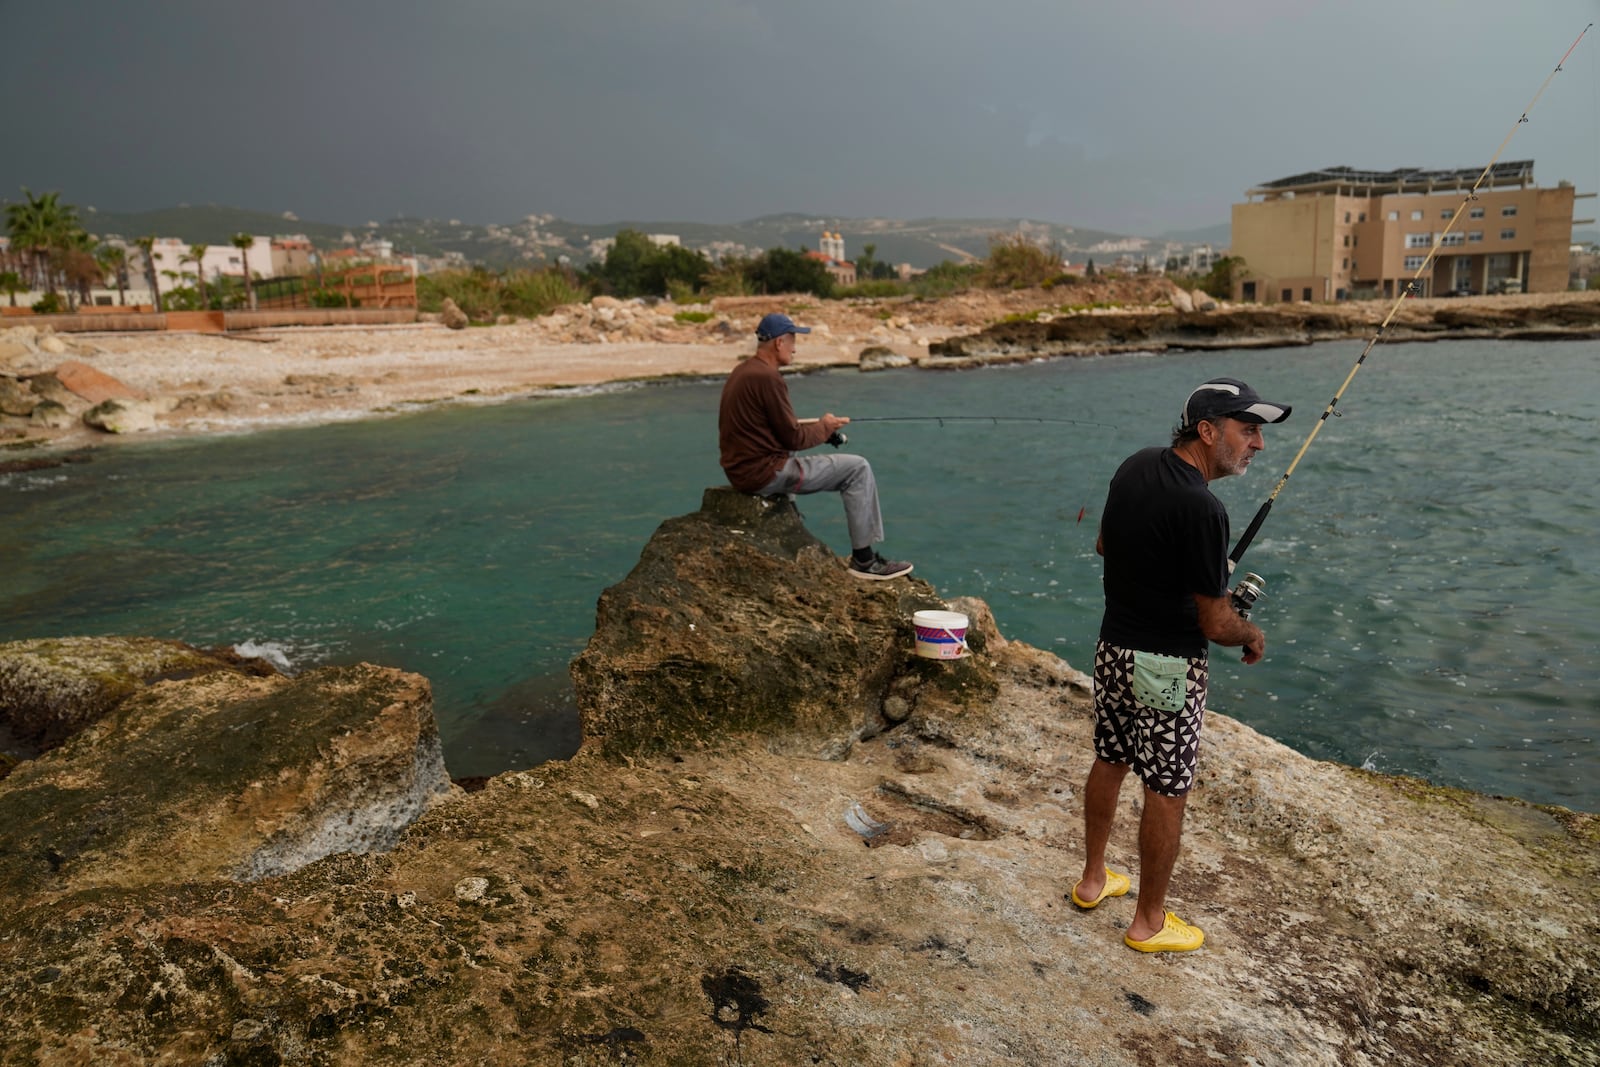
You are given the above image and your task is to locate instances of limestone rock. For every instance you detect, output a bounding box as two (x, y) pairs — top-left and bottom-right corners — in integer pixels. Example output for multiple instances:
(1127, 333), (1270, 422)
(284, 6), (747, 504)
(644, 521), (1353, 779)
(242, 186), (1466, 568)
(0, 507), (1595, 1065)
(37, 333), (68, 355)
(0, 636), (245, 752)
(82, 395), (163, 433)
(25, 371), (77, 407)
(1191, 287), (1219, 311)
(859, 344), (912, 372)
(0, 375), (34, 416)
(439, 297), (469, 329)
(0, 659), (452, 895)
(1168, 286), (1196, 312)
(54, 359), (144, 404)
(26, 399), (73, 429)
(572, 487), (994, 759)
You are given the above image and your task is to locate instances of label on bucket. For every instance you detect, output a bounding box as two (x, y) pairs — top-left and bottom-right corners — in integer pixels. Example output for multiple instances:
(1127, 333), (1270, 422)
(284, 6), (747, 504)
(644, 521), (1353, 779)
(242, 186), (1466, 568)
(912, 610), (969, 660)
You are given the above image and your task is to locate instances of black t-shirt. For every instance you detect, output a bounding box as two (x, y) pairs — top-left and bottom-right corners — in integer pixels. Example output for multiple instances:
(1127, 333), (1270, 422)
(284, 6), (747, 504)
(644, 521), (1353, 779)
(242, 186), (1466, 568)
(1097, 446), (1231, 657)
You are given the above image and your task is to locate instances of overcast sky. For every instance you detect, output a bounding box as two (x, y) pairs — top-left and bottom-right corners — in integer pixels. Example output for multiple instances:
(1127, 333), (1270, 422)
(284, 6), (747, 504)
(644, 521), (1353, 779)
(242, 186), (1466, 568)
(4, 1), (1597, 236)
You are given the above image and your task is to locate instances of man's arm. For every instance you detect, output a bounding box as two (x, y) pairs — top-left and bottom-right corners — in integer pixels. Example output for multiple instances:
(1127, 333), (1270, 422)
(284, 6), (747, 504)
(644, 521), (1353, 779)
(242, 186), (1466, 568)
(1194, 593), (1265, 664)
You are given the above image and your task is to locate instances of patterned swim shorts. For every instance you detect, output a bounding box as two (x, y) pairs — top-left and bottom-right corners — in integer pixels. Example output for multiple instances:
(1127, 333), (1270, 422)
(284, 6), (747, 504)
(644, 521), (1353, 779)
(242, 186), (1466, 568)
(1092, 638), (1209, 798)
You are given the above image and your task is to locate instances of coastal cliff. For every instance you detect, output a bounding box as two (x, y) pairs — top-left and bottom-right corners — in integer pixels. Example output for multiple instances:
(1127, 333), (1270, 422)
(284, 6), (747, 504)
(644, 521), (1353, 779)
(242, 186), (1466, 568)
(0, 491), (1595, 1065)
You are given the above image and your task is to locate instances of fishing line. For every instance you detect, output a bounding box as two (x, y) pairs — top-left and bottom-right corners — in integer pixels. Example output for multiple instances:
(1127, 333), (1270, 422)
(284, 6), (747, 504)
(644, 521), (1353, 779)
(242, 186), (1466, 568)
(849, 415), (1116, 429)
(1228, 20), (1593, 571)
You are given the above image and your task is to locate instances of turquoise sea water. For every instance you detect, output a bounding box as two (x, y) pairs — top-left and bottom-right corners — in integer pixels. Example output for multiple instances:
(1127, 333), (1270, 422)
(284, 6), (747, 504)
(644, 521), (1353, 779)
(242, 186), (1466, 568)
(3, 338), (1596, 810)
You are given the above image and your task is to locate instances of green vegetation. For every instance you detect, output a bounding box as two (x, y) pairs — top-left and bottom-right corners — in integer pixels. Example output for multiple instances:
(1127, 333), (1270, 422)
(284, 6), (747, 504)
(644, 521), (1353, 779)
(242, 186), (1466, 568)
(583, 229), (711, 299)
(417, 266), (586, 320)
(1167, 255), (1247, 300)
(998, 299), (1123, 324)
(672, 309), (713, 324)
(980, 233), (1064, 289)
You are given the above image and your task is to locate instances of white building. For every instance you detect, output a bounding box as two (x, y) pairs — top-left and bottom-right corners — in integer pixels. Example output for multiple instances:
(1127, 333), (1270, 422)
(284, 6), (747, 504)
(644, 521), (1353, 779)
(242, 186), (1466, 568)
(145, 236), (274, 286)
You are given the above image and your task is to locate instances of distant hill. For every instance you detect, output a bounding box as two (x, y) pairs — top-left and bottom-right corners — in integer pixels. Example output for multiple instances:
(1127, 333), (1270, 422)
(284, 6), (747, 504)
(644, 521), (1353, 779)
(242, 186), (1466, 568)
(74, 204), (1227, 272)
(1155, 222), (1231, 247)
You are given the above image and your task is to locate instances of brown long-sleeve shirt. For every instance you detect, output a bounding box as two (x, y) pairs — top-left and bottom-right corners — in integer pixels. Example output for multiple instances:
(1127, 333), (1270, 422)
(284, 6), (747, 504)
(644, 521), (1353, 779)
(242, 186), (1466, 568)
(718, 355), (830, 491)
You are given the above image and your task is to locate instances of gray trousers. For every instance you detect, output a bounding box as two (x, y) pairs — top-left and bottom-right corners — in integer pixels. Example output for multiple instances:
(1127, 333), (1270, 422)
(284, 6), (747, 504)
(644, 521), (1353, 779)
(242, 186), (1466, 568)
(758, 453), (884, 551)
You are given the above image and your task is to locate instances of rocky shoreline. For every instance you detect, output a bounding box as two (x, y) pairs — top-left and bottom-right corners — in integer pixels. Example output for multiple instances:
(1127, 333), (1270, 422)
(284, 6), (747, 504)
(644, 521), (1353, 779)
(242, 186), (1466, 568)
(4, 284), (1598, 459)
(2, 489), (1595, 1066)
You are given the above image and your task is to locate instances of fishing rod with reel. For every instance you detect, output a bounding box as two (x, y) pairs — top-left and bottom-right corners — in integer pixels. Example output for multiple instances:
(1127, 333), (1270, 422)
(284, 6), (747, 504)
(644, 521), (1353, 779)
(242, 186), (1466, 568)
(1223, 21), (1592, 622)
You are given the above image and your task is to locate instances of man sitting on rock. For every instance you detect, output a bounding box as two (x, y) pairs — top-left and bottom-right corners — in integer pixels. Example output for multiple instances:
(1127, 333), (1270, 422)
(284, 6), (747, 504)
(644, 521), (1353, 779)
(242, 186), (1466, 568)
(718, 312), (913, 581)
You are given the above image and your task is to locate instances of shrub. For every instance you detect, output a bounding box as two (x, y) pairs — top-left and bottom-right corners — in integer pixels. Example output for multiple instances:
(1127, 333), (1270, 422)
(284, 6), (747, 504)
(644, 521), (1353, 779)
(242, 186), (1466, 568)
(30, 292), (64, 314)
(980, 233), (1064, 289)
(310, 289), (354, 308)
(501, 268), (585, 318)
(909, 261), (979, 300)
(701, 262), (753, 298)
(673, 310), (713, 324)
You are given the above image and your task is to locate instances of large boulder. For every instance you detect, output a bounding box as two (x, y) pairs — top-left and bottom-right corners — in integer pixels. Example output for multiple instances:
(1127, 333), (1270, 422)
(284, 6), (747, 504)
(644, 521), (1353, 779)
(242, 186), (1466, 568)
(0, 652), (452, 896)
(572, 486), (997, 758)
(0, 375), (34, 416)
(0, 636), (248, 752)
(439, 296), (469, 329)
(82, 395), (166, 433)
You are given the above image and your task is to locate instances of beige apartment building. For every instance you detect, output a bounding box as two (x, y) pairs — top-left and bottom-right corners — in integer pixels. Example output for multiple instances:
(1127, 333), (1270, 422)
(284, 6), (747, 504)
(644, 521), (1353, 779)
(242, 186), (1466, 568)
(1230, 160), (1585, 302)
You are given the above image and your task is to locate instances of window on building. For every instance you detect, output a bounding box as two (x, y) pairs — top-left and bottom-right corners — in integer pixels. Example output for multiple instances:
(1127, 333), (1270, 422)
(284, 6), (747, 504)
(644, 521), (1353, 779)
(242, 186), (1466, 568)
(1501, 229), (1516, 240)
(1440, 232), (1464, 247)
(1344, 211), (1351, 223)
(1404, 255), (1427, 270)
(1469, 207), (1485, 219)
(1342, 258), (1349, 269)
(1281, 289), (1292, 303)
(1410, 210), (1424, 221)
(1468, 231), (1484, 243)
(1358, 212), (1367, 222)
(1302, 288), (1312, 301)
(1405, 233), (1434, 248)
(1387, 211), (1399, 221)
(1441, 209), (1454, 220)
(1343, 235), (1350, 246)
(1501, 205), (1518, 217)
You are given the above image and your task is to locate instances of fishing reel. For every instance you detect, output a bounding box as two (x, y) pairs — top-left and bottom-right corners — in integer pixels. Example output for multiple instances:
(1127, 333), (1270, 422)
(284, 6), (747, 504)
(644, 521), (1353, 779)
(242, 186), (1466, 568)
(1229, 572), (1267, 619)
(826, 430), (848, 448)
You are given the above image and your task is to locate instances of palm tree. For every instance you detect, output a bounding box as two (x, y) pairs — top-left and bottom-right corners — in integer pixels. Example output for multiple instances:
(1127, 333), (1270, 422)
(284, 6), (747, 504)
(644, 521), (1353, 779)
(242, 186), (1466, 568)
(135, 235), (163, 311)
(100, 245), (129, 305)
(231, 232), (256, 309)
(4, 187), (81, 295)
(58, 231), (103, 310)
(0, 270), (23, 307)
(187, 243), (208, 308)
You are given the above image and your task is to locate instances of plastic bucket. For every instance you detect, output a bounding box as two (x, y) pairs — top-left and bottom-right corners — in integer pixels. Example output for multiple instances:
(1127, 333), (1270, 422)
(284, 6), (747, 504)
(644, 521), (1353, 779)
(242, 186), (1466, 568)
(912, 610), (969, 660)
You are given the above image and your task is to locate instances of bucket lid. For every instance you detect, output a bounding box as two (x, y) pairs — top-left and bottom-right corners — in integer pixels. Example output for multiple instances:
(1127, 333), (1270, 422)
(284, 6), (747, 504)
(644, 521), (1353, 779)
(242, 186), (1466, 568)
(912, 609), (968, 628)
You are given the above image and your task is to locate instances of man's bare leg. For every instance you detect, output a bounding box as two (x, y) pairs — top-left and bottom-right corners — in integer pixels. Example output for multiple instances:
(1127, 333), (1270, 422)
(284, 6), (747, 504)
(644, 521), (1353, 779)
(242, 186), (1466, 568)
(1077, 757), (1129, 901)
(1126, 788), (1188, 941)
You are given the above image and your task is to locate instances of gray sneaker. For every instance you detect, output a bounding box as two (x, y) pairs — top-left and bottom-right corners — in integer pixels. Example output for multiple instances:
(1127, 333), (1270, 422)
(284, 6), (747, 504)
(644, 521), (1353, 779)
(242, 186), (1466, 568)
(848, 553), (913, 581)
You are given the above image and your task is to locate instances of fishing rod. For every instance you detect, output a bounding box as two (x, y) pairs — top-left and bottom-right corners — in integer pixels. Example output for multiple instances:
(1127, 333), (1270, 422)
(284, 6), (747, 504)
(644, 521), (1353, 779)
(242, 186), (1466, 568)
(1227, 21), (1592, 597)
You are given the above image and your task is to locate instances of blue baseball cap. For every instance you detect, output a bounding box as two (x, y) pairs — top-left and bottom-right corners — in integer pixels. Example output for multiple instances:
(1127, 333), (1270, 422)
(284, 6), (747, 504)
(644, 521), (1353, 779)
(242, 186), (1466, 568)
(755, 312), (811, 342)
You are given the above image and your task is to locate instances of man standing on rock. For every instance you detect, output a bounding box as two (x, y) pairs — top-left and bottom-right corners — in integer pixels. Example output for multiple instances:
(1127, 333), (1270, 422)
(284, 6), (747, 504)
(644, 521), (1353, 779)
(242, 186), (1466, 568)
(718, 312), (912, 580)
(1072, 377), (1290, 952)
